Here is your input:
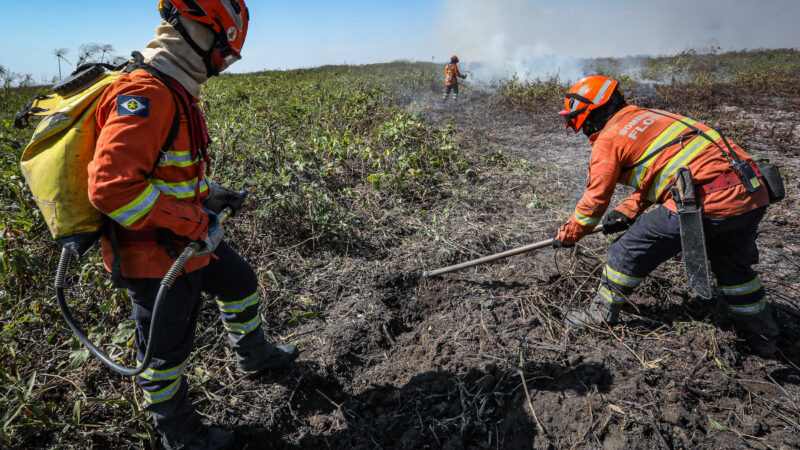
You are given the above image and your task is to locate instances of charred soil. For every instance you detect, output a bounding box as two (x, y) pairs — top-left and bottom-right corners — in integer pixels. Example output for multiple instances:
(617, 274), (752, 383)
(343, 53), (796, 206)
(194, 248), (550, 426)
(5, 74), (800, 449)
(220, 86), (800, 449)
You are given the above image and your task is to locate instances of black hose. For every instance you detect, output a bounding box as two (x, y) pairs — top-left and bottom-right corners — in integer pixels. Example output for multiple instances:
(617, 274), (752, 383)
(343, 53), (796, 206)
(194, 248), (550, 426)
(57, 246), (175, 376)
(56, 190), (247, 376)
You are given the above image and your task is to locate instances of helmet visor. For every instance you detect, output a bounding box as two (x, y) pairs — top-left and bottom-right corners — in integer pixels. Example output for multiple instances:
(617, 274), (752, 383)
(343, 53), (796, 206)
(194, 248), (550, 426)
(219, 52), (241, 72)
(559, 109), (578, 130)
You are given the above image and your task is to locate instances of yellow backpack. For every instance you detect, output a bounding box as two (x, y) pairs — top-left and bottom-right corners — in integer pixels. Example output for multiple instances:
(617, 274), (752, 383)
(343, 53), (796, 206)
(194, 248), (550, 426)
(15, 58), (179, 257)
(15, 65), (124, 256)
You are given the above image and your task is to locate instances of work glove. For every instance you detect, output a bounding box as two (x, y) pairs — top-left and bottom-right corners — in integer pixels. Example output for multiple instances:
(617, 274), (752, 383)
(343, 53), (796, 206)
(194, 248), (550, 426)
(195, 210), (224, 257)
(601, 210), (635, 235)
(462, 74), (467, 79)
(553, 222), (577, 248)
(203, 183), (242, 216)
(552, 237), (574, 248)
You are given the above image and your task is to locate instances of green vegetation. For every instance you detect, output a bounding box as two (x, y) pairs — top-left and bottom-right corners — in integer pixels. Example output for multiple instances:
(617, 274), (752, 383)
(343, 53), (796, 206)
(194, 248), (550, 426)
(0, 61), (462, 446)
(0, 50), (798, 447)
(640, 48), (800, 84)
(203, 62), (462, 247)
(499, 48), (800, 113)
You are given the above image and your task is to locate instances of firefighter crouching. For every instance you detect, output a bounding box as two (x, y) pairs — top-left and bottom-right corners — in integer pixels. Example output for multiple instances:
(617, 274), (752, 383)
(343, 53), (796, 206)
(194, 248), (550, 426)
(443, 55), (467, 102)
(87, 1), (298, 448)
(554, 75), (780, 358)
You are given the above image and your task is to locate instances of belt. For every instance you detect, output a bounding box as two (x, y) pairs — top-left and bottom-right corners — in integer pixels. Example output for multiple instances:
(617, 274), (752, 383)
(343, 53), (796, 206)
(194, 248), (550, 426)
(701, 162), (762, 195)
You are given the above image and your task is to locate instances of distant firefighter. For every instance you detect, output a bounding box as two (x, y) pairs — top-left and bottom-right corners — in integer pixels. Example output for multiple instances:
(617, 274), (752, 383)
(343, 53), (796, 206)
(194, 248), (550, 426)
(443, 55), (467, 102)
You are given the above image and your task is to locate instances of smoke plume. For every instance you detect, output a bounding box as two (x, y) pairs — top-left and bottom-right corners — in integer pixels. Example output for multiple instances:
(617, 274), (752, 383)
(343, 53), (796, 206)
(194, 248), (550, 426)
(436, 0), (800, 84)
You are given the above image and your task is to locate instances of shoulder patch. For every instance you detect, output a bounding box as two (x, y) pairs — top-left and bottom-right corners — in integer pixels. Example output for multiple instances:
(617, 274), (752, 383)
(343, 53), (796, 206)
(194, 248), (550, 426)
(117, 95), (151, 118)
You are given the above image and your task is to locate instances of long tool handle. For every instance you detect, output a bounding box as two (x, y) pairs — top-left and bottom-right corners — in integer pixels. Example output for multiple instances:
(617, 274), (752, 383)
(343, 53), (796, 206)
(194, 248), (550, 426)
(422, 225), (604, 278)
(57, 190), (248, 376)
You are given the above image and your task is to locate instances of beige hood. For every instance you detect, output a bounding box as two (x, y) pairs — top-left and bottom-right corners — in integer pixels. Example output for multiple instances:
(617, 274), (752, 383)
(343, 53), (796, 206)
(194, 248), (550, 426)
(139, 17), (214, 98)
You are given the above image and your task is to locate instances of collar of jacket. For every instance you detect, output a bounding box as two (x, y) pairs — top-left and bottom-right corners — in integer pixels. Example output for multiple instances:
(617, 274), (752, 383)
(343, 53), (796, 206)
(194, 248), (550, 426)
(588, 104), (638, 144)
(139, 18), (214, 98)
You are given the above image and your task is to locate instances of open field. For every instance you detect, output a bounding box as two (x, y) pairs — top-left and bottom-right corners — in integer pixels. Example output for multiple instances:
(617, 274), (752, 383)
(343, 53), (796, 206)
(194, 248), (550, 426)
(1, 50), (799, 449)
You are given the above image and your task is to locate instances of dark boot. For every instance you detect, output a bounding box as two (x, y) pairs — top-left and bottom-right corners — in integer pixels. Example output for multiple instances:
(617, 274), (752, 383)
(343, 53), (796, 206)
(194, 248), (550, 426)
(158, 412), (233, 450)
(732, 303), (779, 358)
(228, 326), (299, 377)
(566, 294), (624, 330)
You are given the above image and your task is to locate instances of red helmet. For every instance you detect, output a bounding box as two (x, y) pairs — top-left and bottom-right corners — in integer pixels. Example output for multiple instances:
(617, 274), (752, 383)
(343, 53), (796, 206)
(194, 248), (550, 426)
(450, 55), (459, 64)
(559, 75), (618, 132)
(160, 0), (249, 76)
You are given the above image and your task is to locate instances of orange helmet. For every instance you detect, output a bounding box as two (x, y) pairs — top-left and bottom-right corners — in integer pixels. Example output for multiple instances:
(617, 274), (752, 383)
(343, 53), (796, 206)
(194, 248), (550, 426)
(559, 75), (618, 132)
(160, 0), (249, 76)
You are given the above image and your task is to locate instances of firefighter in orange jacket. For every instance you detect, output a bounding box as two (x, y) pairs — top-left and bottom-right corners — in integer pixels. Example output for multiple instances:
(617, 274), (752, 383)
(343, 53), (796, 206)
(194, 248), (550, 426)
(87, 2), (297, 448)
(443, 55), (467, 101)
(554, 75), (779, 358)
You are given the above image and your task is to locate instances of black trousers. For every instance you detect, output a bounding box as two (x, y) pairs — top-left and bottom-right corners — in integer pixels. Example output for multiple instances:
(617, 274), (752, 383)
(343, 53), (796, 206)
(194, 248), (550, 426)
(598, 205), (767, 315)
(128, 241), (261, 437)
(443, 83), (459, 100)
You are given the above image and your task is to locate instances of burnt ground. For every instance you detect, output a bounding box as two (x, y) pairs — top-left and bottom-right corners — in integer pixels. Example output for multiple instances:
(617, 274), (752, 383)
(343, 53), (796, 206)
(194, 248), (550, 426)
(43, 86), (799, 449)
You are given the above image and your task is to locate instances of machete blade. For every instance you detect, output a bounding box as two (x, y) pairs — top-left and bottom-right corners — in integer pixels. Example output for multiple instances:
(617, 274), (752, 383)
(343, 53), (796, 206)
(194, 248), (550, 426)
(679, 209), (713, 299)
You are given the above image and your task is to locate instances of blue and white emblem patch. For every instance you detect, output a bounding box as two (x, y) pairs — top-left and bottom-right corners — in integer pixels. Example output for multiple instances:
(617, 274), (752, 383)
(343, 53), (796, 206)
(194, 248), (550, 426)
(117, 95), (150, 117)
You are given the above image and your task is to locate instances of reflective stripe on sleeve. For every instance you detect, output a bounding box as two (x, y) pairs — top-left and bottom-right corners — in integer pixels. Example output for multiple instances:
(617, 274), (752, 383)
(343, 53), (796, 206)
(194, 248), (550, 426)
(223, 314), (262, 335)
(137, 356), (190, 382)
(142, 378), (181, 404)
(217, 292), (259, 314)
(727, 298), (767, 315)
(721, 276), (763, 296)
(648, 129), (722, 202)
(573, 211), (600, 227)
(108, 184), (160, 227)
(603, 264), (643, 288)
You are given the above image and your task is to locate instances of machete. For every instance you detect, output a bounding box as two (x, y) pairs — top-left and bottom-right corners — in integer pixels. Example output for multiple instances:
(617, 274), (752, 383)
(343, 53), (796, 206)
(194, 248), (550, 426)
(672, 166), (713, 299)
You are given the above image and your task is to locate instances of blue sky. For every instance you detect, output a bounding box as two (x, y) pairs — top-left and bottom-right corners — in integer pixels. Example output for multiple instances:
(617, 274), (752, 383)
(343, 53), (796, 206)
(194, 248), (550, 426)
(2, 1), (799, 83)
(1, 0), (443, 82)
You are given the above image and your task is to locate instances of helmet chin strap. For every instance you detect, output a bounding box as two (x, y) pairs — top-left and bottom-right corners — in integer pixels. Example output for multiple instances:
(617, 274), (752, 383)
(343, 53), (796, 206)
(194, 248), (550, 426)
(161, 2), (225, 77)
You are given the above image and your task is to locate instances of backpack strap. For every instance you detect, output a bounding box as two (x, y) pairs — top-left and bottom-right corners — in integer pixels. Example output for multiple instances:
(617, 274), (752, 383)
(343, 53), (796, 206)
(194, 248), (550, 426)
(645, 109), (743, 168)
(622, 130), (697, 172)
(622, 110), (742, 173)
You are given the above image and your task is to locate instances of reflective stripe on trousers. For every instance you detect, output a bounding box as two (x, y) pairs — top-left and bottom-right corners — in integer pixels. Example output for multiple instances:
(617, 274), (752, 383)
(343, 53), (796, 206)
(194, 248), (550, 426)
(127, 240), (261, 437)
(597, 206), (767, 314)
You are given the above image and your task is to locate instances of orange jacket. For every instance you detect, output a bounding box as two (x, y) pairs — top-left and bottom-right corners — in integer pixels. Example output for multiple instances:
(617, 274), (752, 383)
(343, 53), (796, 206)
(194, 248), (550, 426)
(557, 105), (769, 244)
(88, 69), (211, 279)
(445, 63), (464, 86)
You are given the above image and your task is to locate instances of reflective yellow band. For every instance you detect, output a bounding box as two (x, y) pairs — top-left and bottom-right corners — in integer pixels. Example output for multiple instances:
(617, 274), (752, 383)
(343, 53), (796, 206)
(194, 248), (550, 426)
(137, 356), (190, 382)
(573, 211), (600, 227)
(158, 150), (199, 168)
(603, 265), (643, 288)
(721, 276), (762, 296)
(728, 298), (766, 315)
(223, 314), (262, 335)
(142, 378), (181, 404)
(598, 285), (626, 304)
(648, 129), (722, 202)
(217, 292), (259, 313)
(148, 178), (210, 199)
(629, 119), (697, 188)
(108, 184), (160, 227)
